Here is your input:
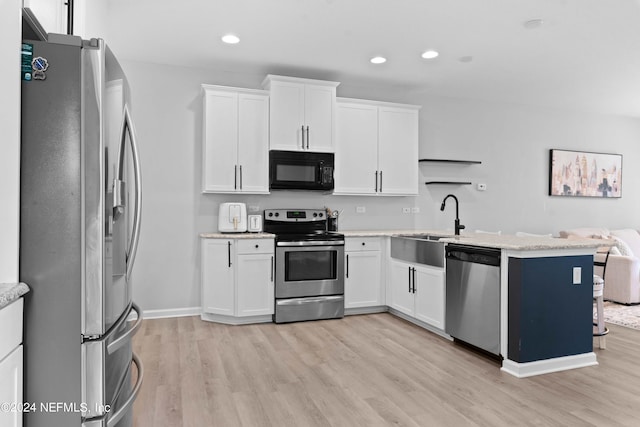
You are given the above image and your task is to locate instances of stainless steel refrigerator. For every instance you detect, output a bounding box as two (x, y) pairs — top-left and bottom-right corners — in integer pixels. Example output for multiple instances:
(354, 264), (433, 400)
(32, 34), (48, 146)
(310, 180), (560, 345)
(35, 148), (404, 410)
(20, 10), (144, 427)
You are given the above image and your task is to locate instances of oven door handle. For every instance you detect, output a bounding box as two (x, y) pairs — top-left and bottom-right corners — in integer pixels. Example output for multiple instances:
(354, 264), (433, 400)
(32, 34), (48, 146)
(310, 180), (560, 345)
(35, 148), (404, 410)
(277, 240), (345, 247)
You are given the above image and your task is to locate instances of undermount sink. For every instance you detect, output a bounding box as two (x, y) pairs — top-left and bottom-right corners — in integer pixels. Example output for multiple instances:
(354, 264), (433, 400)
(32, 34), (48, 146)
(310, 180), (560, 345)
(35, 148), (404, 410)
(390, 235), (445, 268)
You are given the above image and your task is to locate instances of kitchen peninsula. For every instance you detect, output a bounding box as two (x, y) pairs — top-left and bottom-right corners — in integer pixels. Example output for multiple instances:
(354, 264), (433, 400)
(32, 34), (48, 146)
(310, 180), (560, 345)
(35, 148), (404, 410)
(344, 230), (602, 377)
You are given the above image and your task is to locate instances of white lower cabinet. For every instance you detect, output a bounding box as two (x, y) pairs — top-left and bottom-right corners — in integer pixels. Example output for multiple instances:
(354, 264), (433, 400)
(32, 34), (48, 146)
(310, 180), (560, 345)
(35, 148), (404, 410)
(236, 242), (274, 317)
(413, 267), (445, 329)
(0, 346), (22, 427)
(388, 259), (445, 330)
(0, 298), (24, 427)
(201, 238), (274, 323)
(201, 239), (235, 316)
(344, 237), (383, 309)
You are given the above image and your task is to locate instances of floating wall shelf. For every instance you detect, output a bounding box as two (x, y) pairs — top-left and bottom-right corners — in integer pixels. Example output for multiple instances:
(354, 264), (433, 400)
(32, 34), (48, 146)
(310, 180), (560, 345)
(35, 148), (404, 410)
(419, 158), (482, 165)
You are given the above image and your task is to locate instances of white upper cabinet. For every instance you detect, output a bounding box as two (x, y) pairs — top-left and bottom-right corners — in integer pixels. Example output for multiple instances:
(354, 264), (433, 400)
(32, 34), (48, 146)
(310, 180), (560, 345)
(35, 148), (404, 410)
(202, 85), (269, 194)
(263, 75), (339, 152)
(335, 102), (379, 194)
(335, 98), (420, 196)
(377, 106), (419, 195)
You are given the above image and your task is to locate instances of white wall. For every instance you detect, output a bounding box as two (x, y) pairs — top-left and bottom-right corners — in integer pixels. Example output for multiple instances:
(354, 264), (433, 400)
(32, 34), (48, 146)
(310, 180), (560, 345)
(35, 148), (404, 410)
(410, 95), (640, 235)
(0, 0), (22, 283)
(119, 59), (640, 313)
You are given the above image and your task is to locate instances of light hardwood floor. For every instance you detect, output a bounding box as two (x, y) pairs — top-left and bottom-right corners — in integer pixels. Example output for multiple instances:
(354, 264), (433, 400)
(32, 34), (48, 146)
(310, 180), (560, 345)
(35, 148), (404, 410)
(132, 314), (640, 426)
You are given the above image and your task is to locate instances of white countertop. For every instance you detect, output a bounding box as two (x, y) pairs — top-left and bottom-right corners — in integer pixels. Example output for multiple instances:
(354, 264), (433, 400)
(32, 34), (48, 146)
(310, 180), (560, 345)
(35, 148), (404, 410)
(342, 230), (601, 251)
(0, 282), (29, 310)
(200, 232), (275, 239)
(438, 234), (601, 251)
(200, 229), (601, 251)
(341, 229), (449, 237)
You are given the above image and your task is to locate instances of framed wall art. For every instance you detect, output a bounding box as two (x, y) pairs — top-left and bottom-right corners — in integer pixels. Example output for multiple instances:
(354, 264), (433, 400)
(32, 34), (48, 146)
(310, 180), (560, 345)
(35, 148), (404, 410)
(549, 149), (622, 198)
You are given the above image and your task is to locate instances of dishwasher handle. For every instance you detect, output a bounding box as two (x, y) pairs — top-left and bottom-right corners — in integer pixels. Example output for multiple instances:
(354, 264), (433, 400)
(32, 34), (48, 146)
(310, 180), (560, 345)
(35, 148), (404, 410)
(446, 245), (501, 267)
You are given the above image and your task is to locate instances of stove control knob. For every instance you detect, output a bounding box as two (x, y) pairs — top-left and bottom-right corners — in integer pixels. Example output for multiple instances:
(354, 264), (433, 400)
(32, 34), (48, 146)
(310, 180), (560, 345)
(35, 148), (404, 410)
(313, 213), (317, 217)
(318, 213), (323, 217)
(268, 212), (273, 217)
(275, 212), (280, 217)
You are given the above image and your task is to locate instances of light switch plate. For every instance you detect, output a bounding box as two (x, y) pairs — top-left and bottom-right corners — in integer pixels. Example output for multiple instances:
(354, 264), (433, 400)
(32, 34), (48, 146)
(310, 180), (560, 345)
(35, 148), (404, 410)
(573, 267), (582, 284)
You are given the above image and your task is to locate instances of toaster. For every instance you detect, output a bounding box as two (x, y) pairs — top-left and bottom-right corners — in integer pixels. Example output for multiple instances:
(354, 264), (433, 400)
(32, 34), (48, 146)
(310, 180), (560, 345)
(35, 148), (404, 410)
(218, 202), (247, 233)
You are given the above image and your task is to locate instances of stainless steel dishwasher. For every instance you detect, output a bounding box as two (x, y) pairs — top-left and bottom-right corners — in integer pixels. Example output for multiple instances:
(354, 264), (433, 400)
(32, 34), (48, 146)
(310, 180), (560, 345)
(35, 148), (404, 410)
(445, 244), (501, 356)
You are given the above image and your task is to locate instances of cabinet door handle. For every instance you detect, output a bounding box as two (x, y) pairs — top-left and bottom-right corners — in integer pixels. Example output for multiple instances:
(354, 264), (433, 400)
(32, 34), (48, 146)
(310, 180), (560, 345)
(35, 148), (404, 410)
(375, 171), (378, 192)
(239, 165), (243, 189)
(412, 267), (416, 293)
(408, 266), (412, 293)
(301, 125), (305, 149)
(270, 256), (274, 282)
(234, 165), (237, 190)
(346, 254), (349, 278)
(379, 170), (383, 193)
(228, 241), (232, 267)
(306, 126), (310, 149)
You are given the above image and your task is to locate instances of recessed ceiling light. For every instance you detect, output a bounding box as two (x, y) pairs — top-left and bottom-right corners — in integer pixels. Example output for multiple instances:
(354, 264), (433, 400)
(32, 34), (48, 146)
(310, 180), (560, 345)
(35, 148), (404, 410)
(421, 50), (439, 59)
(523, 19), (545, 29)
(370, 56), (387, 64)
(221, 34), (240, 44)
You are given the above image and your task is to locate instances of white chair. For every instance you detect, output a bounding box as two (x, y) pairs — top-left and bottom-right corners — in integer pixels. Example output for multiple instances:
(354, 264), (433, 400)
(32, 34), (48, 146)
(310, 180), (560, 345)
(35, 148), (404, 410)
(593, 248), (611, 349)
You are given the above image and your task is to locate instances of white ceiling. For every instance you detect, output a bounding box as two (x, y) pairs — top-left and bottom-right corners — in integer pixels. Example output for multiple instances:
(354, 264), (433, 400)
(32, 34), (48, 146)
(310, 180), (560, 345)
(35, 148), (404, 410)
(102, 0), (640, 117)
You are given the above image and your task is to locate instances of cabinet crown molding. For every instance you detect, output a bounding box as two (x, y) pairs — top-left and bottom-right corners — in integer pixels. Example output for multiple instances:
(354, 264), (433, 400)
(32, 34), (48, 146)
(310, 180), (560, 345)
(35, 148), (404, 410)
(262, 74), (340, 90)
(201, 84), (268, 96)
(337, 97), (421, 110)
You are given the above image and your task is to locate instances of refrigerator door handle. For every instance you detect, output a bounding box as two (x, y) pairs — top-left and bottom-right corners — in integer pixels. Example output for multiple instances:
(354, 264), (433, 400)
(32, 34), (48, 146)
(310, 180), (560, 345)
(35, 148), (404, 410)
(107, 302), (143, 355)
(106, 352), (144, 427)
(116, 104), (143, 281)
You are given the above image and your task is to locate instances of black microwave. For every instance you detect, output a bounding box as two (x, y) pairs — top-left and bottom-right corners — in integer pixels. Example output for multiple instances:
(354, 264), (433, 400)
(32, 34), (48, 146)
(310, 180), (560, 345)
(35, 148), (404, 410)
(269, 150), (335, 191)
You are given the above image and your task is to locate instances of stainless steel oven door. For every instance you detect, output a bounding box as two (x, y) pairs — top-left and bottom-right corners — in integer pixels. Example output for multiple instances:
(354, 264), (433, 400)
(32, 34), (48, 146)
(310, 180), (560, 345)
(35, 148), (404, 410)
(275, 242), (345, 298)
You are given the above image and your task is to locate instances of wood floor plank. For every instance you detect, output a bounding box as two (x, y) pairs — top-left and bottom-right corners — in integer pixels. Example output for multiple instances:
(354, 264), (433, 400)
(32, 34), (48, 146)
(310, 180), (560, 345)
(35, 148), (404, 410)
(132, 314), (640, 427)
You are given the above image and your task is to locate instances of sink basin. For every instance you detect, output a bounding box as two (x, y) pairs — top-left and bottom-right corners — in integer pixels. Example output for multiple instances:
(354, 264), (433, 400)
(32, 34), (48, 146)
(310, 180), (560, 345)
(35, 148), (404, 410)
(390, 235), (445, 267)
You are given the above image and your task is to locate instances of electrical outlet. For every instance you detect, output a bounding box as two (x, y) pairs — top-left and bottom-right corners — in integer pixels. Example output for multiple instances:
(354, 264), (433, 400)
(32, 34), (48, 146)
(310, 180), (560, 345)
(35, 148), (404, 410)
(356, 206), (366, 213)
(477, 183), (487, 191)
(411, 207), (420, 213)
(402, 207), (411, 214)
(573, 267), (582, 284)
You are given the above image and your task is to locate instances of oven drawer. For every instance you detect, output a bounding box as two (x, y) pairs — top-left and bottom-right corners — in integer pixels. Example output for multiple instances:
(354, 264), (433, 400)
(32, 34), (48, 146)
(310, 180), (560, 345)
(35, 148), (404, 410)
(274, 295), (344, 323)
(345, 237), (381, 252)
(236, 239), (274, 254)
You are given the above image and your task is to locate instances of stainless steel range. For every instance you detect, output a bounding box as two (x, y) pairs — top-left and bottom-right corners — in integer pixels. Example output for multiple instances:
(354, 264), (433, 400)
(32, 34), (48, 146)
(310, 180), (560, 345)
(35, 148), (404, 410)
(264, 209), (345, 323)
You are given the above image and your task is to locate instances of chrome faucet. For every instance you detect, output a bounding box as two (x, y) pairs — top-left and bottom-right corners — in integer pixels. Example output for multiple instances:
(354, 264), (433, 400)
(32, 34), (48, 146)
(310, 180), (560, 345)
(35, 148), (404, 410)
(440, 194), (465, 235)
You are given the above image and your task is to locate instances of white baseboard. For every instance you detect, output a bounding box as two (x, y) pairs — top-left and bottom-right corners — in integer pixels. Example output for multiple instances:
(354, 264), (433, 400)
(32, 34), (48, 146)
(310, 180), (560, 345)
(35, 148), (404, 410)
(345, 306), (388, 316)
(200, 312), (272, 325)
(501, 352), (598, 378)
(141, 306), (201, 319)
(387, 308), (453, 341)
